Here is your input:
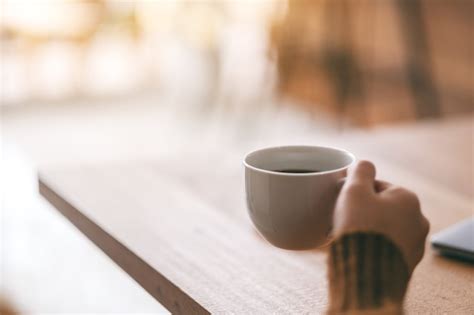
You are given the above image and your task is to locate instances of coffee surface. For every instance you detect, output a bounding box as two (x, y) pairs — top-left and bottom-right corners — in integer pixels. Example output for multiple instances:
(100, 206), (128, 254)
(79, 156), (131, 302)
(273, 169), (321, 173)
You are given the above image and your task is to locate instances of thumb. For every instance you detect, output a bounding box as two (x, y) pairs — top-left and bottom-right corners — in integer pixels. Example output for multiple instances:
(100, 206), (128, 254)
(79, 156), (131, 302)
(346, 160), (376, 191)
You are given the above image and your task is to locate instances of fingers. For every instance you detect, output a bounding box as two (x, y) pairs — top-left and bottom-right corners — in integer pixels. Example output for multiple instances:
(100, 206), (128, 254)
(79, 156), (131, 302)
(374, 180), (391, 193)
(422, 215), (430, 236)
(380, 186), (421, 209)
(411, 215), (430, 273)
(346, 160), (376, 192)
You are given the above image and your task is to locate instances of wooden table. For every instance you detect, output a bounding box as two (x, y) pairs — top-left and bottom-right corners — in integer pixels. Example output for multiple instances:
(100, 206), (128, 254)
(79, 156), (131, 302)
(39, 117), (473, 314)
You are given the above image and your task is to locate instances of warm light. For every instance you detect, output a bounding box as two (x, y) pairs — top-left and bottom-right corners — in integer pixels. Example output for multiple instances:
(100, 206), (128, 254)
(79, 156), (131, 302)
(82, 34), (143, 95)
(1, 0), (102, 38)
(31, 41), (81, 99)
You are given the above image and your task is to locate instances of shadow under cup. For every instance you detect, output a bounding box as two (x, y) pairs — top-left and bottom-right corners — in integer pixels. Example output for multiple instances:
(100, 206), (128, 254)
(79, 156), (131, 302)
(244, 146), (355, 250)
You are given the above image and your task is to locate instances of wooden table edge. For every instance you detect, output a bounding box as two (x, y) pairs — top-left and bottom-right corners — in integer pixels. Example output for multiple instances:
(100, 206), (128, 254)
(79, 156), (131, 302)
(38, 176), (210, 315)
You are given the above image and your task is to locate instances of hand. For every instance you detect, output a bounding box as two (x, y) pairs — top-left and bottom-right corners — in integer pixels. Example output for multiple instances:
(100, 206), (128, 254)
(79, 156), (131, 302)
(333, 160), (430, 273)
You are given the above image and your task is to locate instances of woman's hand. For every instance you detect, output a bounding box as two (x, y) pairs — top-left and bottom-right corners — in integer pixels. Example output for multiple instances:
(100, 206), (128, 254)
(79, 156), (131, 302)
(333, 161), (430, 273)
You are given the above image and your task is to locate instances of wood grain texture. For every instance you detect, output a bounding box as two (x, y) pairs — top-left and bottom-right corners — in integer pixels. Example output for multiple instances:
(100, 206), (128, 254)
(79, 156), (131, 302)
(38, 118), (473, 314)
(38, 180), (209, 315)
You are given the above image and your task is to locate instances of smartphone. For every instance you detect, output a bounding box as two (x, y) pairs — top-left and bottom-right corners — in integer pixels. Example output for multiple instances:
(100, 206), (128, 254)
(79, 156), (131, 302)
(431, 217), (474, 262)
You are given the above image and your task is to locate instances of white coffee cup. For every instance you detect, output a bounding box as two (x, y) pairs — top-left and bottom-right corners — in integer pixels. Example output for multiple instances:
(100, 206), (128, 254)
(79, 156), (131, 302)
(244, 145), (355, 250)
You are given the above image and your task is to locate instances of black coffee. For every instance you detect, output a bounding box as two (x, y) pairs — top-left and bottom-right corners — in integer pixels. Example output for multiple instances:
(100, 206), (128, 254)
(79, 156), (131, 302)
(273, 169), (321, 173)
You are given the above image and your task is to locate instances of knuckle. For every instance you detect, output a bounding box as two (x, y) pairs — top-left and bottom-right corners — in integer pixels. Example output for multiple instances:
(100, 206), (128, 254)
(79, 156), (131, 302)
(389, 185), (405, 195)
(405, 189), (420, 203)
(422, 216), (430, 235)
(394, 187), (421, 209)
(408, 193), (421, 210)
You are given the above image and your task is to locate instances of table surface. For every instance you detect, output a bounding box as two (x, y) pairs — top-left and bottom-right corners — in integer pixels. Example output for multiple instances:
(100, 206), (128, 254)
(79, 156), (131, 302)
(39, 117), (473, 314)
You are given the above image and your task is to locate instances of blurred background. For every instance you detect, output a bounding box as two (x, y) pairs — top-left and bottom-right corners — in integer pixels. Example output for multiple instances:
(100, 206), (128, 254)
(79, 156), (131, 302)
(1, 0), (472, 313)
(1, 0), (473, 123)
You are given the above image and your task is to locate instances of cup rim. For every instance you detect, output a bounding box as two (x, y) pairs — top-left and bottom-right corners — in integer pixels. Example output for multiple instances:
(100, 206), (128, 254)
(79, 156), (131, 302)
(243, 145), (356, 176)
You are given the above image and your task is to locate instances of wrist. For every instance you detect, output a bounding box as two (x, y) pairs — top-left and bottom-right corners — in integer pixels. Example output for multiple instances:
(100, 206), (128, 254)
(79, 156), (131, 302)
(332, 225), (416, 274)
(327, 232), (410, 314)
